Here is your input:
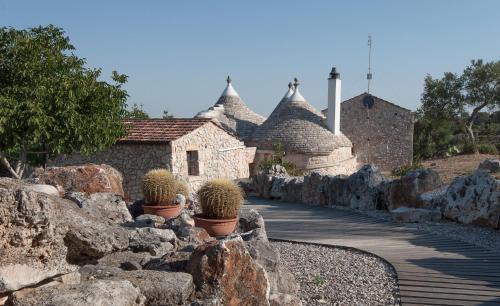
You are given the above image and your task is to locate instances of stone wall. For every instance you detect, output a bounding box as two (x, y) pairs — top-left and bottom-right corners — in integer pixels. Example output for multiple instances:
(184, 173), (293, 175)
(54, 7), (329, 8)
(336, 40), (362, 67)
(340, 94), (414, 172)
(171, 123), (255, 192)
(49, 144), (171, 201)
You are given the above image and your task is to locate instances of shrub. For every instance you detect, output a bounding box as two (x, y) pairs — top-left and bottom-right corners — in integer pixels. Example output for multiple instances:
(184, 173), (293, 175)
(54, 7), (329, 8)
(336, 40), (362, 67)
(142, 169), (177, 205)
(176, 181), (189, 198)
(391, 162), (423, 177)
(259, 142), (304, 176)
(460, 142), (476, 154)
(477, 143), (498, 154)
(197, 179), (243, 219)
(496, 143), (500, 151)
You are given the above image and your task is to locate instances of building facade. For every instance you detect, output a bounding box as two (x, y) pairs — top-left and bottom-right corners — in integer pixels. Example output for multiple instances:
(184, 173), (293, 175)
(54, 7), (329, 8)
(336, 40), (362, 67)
(50, 119), (255, 201)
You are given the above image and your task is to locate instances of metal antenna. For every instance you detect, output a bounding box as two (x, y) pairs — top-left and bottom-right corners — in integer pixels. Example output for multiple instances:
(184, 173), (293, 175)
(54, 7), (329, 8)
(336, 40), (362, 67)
(367, 35), (373, 94)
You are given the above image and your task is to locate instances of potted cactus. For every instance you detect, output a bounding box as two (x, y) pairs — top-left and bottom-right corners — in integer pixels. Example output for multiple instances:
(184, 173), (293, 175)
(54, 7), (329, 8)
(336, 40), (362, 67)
(194, 178), (243, 237)
(142, 169), (181, 218)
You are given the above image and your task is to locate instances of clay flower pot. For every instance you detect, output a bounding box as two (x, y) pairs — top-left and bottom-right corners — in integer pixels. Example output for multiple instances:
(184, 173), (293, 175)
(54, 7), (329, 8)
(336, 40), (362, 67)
(143, 203), (182, 219)
(193, 214), (238, 237)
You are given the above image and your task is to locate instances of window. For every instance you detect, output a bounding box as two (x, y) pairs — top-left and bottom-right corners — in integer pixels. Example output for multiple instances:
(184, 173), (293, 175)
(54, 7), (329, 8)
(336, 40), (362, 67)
(187, 151), (199, 176)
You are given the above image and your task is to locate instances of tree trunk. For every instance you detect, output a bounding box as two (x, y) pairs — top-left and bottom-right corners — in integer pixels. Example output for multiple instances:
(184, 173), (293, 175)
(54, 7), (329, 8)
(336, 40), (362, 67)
(465, 123), (478, 154)
(0, 156), (21, 179)
(466, 100), (489, 154)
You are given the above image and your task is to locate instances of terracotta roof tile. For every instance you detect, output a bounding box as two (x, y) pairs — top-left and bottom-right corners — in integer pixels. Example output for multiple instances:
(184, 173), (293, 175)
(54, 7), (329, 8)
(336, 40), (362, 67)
(119, 118), (213, 144)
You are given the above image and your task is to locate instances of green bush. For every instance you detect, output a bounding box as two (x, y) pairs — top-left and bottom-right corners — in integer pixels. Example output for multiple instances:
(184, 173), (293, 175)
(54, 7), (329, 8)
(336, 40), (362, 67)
(460, 142), (476, 154)
(496, 143), (500, 151)
(391, 162), (423, 177)
(259, 142), (304, 176)
(477, 143), (498, 154)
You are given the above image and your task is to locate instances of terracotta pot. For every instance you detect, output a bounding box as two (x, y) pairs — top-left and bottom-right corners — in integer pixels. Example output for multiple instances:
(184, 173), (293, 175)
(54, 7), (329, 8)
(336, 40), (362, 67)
(143, 203), (182, 219)
(193, 214), (239, 237)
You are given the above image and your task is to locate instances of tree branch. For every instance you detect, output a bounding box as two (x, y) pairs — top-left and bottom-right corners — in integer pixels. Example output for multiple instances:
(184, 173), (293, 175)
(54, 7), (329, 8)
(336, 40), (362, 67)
(0, 154), (21, 179)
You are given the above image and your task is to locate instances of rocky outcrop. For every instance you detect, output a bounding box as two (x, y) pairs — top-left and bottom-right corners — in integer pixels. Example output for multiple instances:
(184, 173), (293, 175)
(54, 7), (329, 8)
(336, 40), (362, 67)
(186, 236), (269, 306)
(31, 164), (124, 197)
(7, 279), (146, 306)
(345, 165), (388, 210)
(443, 170), (500, 228)
(253, 165), (290, 199)
(65, 192), (133, 224)
(386, 169), (443, 211)
(479, 159), (500, 173)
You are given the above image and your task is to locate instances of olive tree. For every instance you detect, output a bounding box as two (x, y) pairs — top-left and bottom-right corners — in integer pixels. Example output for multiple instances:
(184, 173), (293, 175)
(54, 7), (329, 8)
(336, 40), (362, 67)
(0, 25), (128, 178)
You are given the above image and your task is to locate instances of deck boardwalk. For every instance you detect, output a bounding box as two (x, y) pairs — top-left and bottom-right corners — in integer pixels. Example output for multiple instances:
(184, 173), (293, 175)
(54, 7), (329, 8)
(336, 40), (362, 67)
(244, 198), (500, 306)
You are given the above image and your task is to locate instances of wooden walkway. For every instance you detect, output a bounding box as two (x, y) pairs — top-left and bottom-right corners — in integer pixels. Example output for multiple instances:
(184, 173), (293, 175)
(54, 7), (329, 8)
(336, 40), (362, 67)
(244, 198), (500, 306)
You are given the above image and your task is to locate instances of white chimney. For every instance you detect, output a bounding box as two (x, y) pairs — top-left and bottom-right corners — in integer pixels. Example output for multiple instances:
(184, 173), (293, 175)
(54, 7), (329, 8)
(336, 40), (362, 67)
(327, 67), (341, 135)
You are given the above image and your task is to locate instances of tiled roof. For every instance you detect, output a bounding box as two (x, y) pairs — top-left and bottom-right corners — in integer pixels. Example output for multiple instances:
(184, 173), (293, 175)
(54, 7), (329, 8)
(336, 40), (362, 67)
(119, 118), (214, 144)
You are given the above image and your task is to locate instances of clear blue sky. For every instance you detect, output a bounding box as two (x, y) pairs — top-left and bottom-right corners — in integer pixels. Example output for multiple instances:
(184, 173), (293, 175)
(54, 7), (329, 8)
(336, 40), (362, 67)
(2, 0), (499, 117)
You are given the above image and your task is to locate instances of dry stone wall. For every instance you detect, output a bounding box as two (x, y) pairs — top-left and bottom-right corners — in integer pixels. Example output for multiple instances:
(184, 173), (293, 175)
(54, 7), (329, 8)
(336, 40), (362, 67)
(171, 123), (255, 192)
(340, 94), (414, 172)
(49, 144), (171, 201)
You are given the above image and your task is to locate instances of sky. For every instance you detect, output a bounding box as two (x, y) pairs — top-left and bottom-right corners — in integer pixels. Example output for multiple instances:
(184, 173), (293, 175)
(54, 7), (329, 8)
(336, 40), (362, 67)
(2, 0), (499, 117)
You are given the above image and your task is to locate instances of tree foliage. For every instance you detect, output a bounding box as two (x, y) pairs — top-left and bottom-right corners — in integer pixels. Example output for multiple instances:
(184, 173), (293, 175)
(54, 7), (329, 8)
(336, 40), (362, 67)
(162, 110), (174, 119)
(416, 59), (499, 156)
(123, 103), (149, 119)
(0, 25), (128, 178)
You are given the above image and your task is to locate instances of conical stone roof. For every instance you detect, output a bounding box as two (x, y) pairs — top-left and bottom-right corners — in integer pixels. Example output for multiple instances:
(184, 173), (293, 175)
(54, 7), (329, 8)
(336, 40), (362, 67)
(196, 76), (264, 140)
(249, 79), (352, 155)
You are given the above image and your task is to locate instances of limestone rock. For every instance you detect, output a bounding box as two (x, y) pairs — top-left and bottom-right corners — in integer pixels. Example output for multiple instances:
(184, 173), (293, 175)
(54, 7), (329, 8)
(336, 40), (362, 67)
(23, 184), (60, 196)
(177, 227), (214, 246)
(253, 165), (289, 199)
(280, 177), (304, 203)
(7, 279), (145, 306)
(97, 251), (152, 270)
(175, 193), (186, 207)
(128, 227), (177, 256)
(143, 251), (193, 272)
(127, 199), (145, 219)
(238, 209), (268, 241)
(186, 236), (269, 306)
(269, 293), (302, 306)
(479, 159), (500, 173)
(387, 169), (443, 211)
(391, 207), (442, 223)
(66, 192), (133, 224)
(126, 214), (166, 228)
(443, 170), (500, 228)
(301, 172), (325, 205)
(347, 165), (388, 210)
(31, 164), (124, 197)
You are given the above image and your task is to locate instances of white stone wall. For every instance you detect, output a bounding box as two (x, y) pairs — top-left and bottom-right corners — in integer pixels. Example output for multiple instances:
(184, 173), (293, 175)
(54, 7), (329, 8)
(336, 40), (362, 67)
(49, 144), (171, 201)
(171, 123), (255, 192)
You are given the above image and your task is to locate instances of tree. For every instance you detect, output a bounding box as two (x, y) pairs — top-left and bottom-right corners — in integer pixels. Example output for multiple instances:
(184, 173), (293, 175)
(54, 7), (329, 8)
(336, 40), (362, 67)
(0, 25), (128, 179)
(123, 103), (149, 119)
(419, 59), (500, 152)
(162, 110), (174, 119)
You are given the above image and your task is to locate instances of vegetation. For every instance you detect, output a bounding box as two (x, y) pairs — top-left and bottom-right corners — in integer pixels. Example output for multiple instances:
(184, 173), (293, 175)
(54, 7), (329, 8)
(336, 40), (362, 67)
(197, 179), (243, 219)
(259, 143), (304, 176)
(391, 162), (423, 177)
(123, 103), (149, 119)
(477, 143), (498, 155)
(162, 110), (174, 119)
(415, 59), (499, 159)
(175, 180), (189, 198)
(142, 169), (177, 205)
(0, 25), (128, 178)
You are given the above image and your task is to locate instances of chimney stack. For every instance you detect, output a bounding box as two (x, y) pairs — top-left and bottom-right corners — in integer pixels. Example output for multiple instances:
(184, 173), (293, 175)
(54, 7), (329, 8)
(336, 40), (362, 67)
(327, 67), (341, 135)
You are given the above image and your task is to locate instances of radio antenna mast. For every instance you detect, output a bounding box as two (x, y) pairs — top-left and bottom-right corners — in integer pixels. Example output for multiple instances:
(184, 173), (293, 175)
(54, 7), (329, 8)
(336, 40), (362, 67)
(367, 35), (373, 94)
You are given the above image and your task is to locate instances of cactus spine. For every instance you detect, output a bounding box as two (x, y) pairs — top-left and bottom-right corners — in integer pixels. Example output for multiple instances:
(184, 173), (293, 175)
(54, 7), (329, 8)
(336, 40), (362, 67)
(142, 168), (177, 205)
(197, 179), (243, 219)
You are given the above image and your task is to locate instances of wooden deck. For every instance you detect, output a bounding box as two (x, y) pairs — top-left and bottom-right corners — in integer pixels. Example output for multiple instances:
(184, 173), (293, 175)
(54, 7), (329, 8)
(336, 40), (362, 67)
(244, 198), (500, 306)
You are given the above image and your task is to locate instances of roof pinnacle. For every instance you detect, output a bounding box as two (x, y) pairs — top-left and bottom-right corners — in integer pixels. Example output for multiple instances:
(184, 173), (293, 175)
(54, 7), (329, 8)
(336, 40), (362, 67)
(293, 78), (300, 88)
(227, 75), (231, 84)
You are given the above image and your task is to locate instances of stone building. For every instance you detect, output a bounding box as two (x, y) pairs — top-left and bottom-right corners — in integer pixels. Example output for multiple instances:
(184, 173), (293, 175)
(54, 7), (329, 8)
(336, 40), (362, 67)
(50, 118), (256, 201)
(248, 77), (357, 175)
(196, 76), (265, 141)
(323, 93), (414, 171)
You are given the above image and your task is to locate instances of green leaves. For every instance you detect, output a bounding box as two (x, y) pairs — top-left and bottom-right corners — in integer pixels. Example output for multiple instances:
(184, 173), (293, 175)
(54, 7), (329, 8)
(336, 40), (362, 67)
(0, 25), (127, 169)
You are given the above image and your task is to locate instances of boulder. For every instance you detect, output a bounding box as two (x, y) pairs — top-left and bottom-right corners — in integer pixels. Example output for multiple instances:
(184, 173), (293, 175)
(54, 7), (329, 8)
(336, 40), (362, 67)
(443, 170), (500, 228)
(65, 192), (133, 224)
(322, 175), (350, 207)
(7, 279), (145, 306)
(280, 177), (304, 203)
(186, 236), (269, 306)
(387, 169), (443, 211)
(127, 214), (166, 228)
(347, 165), (388, 210)
(479, 159), (500, 173)
(128, 228), (177, 256)
(176, 227), (214, 246)
(391, 207), (442, 223)
(143, 251), (193, 272)
(31, 164), (124, 197)
(238, 209), (268, 241)
(23, 184), (60, 196)
(97, 251), (152, 270)
(127, 199), (144, 219)
(253, 165), (289, 199)
(301, 172), (326, 205)
(269, 293), (302, 306)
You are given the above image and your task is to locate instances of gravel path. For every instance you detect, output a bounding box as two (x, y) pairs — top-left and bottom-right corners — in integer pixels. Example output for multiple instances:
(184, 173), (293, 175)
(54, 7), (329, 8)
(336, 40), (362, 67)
(271, 241), (399, 306)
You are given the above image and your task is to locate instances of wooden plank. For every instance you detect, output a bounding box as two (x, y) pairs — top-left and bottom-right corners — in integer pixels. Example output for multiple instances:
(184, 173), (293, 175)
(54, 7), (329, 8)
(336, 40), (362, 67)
(401, 296), (500, 306)
(398, 280), (500, 292)
(399, 284), (500, 297)
(401, 290), (500, 302)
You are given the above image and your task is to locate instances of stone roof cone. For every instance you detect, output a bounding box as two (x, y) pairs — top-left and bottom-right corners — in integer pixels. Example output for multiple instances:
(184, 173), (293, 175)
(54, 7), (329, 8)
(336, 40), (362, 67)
(196, 76), (264, 141)
(248, 78), (352, 155)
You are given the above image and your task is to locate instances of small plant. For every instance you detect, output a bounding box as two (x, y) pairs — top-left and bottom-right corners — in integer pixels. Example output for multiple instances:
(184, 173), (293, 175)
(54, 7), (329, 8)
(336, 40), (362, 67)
(142, 168), (177, 205)
(176, 180), (189, 198)
(259, 142), (304, 176)
(460, 141), (476, 154)
(391, 162), (423, 177)
(313, 275), (327, 286)
(197, 179), (243, 219)
(477, 143), (498, 154)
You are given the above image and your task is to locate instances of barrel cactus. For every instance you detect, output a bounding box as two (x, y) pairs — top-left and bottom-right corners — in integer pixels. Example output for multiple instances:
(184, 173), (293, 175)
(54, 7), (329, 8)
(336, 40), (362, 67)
(176, 181), (189, 198)
(142, 169), (177, 205)
(197, 179), (243, 219)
